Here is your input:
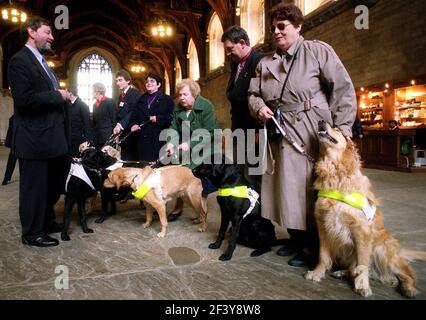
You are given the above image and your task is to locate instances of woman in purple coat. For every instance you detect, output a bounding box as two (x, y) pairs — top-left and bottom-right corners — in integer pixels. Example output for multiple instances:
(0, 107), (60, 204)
(130, 73), (174, 162)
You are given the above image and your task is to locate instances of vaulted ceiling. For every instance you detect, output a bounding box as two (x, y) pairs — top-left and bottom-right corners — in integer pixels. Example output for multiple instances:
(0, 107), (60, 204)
(0, 0), (236, 88)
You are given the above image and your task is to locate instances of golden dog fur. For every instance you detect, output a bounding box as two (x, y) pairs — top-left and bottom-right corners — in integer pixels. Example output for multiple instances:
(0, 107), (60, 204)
(103, 166), (207, 238)
(304, 121), (426, 297)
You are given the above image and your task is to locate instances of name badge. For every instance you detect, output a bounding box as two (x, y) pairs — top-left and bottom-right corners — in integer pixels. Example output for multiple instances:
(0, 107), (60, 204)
(119, 102), (125, 107)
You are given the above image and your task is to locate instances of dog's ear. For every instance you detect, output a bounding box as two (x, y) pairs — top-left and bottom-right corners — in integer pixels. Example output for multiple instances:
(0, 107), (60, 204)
(103, 172), (116, 188)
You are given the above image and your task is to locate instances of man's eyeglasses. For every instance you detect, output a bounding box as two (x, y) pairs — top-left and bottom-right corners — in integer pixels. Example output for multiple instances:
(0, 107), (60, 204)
(270, 22), (292, 33)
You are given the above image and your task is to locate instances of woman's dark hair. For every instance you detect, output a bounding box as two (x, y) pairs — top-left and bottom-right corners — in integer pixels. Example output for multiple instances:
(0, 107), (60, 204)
(268, 3), (304, 26)
(146, 72), (162, 86)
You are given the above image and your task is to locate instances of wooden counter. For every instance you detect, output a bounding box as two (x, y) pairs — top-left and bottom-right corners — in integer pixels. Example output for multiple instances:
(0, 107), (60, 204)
(355, 129), (421, 171)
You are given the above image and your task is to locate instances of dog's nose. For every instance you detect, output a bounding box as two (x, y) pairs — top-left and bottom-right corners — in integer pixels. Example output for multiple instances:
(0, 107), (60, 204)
(318, 120), (327, 131)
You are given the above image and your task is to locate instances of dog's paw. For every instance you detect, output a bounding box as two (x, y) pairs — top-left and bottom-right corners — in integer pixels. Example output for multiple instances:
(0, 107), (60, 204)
(83, 228), (94, 234)
(331, 270), (350, 279)
(304, 270), (324, 282)
(219, 253), (232, 261)
(198, 226), (206, 232)
(401, 284), (417, 298)
(251, 248), (269, 257)
(142, 222), (151, 229)
(94, 216), (105, 224)
(61, 233), (70, 241)
(354, 287), (373, 297)
(157, 231), (166, 238)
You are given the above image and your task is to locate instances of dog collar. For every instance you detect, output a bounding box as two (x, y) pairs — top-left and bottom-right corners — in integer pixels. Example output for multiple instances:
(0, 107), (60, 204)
(218, 186), (260, 219)
(318, 190), (376, 221)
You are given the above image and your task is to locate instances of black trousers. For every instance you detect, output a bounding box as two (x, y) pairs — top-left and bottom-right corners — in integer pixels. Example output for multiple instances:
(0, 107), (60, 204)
(18, 156), (69, 239)
(3, 150), (17, 182)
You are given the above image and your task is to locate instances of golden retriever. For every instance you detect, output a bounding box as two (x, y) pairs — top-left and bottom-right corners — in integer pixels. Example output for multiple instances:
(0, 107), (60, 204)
(103, 166), (207, 238)
(304, 120), (426, 297)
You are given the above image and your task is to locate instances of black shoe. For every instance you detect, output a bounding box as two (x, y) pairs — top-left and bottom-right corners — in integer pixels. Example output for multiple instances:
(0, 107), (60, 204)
(167, 211), (182, 222)
(288, 251), (317, 268)
(1, 180), (8, 186)
(45, 223), (64, 233)
(276, 245), (297, 257)
(22, 235), (59, 247)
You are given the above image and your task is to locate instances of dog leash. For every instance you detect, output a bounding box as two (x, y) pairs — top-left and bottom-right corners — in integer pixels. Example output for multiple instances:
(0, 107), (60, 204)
(270, 116), (315, 163)
(118, 121), (150, 144)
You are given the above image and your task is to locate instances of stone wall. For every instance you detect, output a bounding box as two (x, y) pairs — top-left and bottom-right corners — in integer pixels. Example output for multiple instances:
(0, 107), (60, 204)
(299, 0), (426, 88)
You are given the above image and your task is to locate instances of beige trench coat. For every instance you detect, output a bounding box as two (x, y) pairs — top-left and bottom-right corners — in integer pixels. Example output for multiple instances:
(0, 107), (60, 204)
(248, 36), (356, 230)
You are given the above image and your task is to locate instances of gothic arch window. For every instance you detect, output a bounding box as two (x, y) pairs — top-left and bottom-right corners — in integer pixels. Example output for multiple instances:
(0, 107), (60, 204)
(207, 13), (224, 71)
(239, 0), (265, 46)
(77, 53), (113, 111)
(295, 0), (333, 16)
(188, 39), (200, 81)
(174, 56), (182, 88)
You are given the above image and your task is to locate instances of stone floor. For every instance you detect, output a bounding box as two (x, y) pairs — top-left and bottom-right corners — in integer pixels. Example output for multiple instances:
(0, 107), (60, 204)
(0, 146), (425, 300)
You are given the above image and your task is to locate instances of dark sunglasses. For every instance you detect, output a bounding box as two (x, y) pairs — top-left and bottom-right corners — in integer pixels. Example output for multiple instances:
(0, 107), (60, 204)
(270, 22), (292, 33)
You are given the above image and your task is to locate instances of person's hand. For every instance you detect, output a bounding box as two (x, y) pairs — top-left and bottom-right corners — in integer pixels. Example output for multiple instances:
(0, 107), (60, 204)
(165, 143), (175, 155)
(113, 124), (122, 135)
(178, 142), (190, 152)
(58, 89), (71, 101)
(131, 124), (140, 132)
(149, 116), (157, 123)
(257, 106), (274, 122)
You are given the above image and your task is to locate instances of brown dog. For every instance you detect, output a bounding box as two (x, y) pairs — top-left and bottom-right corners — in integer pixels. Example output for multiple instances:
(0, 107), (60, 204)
(304, 120), (426, 297)
(103, 166), (207, 237)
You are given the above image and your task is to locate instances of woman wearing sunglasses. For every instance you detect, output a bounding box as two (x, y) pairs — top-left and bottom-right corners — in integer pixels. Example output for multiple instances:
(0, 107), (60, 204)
(248, 3), (357, 268)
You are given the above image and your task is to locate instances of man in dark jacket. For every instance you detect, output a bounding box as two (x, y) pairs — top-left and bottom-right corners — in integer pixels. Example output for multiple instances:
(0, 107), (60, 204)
(113, 69), (141, 161)
(68, 86), (93, 156)
(222, 26), (264, 192)
(8, 17), (71, 247)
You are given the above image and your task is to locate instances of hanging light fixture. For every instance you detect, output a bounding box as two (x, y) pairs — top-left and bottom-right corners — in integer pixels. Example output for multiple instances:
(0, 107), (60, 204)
(130, 64), (146, 73)
(151, 19), (173, 38)
(1, 0), (28, 24)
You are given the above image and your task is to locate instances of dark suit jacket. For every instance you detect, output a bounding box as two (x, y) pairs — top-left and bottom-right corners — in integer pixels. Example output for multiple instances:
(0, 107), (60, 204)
(92, 97), (116, 146)
(7, 46), (69, 159)
(117, 87), (142, 130)
(226, 49), (264, 131)
(130, 91), (174, 161)
(70, 97), (93, 145)
(5, 115), (13, 148)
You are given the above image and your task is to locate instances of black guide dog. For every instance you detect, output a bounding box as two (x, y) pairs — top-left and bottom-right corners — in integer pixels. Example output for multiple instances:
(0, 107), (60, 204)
(61, 148), (117, 241)
(193, 160), (284, 261)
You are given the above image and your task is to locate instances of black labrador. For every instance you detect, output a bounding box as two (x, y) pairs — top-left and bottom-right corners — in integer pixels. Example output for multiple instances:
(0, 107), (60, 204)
(61, 148), (117, 241)
(193, 161), (283, 261)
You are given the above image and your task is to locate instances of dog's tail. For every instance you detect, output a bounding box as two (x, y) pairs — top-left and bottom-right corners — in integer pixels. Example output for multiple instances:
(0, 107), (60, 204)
(401, 249), (426, 262)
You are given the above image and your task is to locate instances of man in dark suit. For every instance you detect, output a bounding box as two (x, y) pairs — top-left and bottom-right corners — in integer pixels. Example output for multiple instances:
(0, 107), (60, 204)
(113, 69), (142, 161)
(222, 26), (264, 192)
(8, 17), (71, 247)
(68, 86), (93, 156)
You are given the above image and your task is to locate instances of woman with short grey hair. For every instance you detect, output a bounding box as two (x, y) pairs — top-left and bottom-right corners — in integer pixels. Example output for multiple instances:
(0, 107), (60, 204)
(92, 82), (116, 148)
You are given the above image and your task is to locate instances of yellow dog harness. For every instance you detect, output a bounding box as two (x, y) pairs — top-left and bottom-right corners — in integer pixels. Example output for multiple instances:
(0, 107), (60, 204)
(132, 171), (162, 200)
(217, 186), (260, 219)
(318, 190), (376, 221)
